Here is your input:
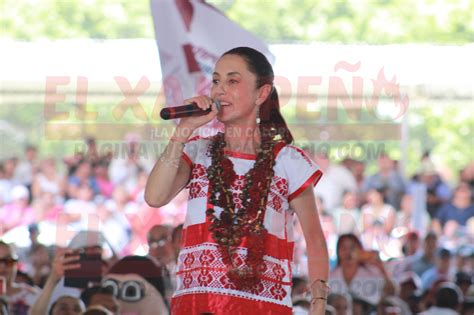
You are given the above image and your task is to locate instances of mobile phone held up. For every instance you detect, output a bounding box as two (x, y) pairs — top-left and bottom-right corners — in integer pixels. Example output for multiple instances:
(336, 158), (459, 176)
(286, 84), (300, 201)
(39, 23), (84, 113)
(64, 251), (102, 289)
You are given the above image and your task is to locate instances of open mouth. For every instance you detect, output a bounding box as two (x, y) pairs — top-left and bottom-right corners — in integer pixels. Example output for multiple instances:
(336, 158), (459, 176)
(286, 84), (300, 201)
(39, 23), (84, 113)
(219, 101), (232, 107)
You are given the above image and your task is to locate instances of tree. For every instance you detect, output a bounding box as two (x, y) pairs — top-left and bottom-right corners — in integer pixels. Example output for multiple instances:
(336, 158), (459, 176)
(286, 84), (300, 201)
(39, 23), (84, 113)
(1, 0), (472, 43)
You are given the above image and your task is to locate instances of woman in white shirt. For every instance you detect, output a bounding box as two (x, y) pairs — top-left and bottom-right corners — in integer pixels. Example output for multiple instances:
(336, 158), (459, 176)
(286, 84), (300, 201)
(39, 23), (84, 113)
(328, 234), (394, 308)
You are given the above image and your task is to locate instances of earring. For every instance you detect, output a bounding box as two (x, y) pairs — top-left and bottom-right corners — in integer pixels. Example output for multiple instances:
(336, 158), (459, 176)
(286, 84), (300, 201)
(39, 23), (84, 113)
(256, 107), (261, 124)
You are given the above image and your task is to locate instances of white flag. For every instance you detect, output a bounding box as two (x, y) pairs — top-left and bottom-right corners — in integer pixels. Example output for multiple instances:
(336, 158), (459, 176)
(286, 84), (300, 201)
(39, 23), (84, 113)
(150, 0), (274, 109)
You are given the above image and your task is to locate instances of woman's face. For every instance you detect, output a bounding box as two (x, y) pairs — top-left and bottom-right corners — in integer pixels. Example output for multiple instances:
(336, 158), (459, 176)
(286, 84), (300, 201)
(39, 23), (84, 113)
(211, 54), (261, 125)
(342, 192), (358, 209)
(367, 189), (383, 204)
(51, 296), (83, 315)
(337, 237), (360, 264)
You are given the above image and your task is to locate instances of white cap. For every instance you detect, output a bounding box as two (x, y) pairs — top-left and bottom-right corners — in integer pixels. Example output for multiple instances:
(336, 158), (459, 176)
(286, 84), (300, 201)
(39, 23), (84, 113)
(10, 185), (29, 200)
(68, 230), (106, 250)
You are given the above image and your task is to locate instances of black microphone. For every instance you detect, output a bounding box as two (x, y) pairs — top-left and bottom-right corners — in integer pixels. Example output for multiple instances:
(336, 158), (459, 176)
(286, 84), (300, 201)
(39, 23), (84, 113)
(159, 100), (221, 120)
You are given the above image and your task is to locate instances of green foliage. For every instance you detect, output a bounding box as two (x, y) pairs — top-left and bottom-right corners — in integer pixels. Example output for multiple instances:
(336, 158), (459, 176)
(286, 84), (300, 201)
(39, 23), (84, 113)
(408, 104), (474, 179)
(0, 0), (154, 40)
(1, 0), (472, 43)
(211, 0), (474, 44)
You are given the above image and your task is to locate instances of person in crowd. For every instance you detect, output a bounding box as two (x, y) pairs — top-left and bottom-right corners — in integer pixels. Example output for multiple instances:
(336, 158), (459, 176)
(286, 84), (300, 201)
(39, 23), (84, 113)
(396, 271), (422, 314)
(14, 144), (39, 202)
(420, 282), (463, 315)
(63, 183), (98, 232)
(332, 191), (361, 236)
(147, 225), (175, 304)
(414, 158), (452, 218)
(329, 234), (394, 308)
(108, 133), (154, 194)
(0, 240), (40, 314)
(433, 181), (474, 235)
(359, 187), (396, 254)
(144, 47), (329, 314)
(311, 150), (358, 211)
(30, 231), (112, 314)
(387, 231), (421, 277)
(360, 187), (396, 236)
(460, 161), (474, 200)
(454, 271), (473, 299)
(93, 161), (114, 199)
(453, 245), (472, 275)
(67, 160), (99, 199)
(80, 286), (119, 314)
(350, 160), (366, 200)
(376, 295), (411, 315)
(420, 248), (453, 292)
(23, 243), (51, 288)
(326, 293), (351, 315)
(0, 162), (13, 206)
(410, 232), (438, 277)
(49, 295), (85, 315)
(0, 185), (35, 234)
(32, 189), (64, 225)
(401, 231), (421, 258)
(32, 157), (66, 203)
(363, 152), (406, 210)
(396, 194), (430, 233)
(82, 137), (107, 166)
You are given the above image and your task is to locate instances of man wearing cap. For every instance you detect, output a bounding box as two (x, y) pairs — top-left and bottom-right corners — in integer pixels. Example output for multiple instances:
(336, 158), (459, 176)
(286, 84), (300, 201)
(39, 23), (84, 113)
(421, 248), (454, 292)
(397, 271), (422, 313)
(0, 240), (40, 315)
(419, 283), (463, 315)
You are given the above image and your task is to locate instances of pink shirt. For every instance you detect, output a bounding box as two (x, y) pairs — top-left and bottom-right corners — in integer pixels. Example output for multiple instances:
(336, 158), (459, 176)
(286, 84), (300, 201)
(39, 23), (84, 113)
(0, 204), (35, 232)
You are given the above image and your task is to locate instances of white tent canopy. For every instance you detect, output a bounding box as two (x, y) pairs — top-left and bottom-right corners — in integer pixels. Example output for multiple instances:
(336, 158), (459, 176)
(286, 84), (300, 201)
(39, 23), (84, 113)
(1, 39), (472, 98)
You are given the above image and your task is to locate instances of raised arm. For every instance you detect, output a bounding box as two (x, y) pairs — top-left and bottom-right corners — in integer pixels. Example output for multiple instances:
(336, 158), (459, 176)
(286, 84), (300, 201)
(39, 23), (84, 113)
(290, 186), (329, 315)
(144, 96), (218, 208)
(29, 249), (81, 315)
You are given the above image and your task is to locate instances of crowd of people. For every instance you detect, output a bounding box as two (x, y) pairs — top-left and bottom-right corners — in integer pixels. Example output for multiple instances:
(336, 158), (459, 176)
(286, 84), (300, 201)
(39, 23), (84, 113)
(0, 136), (473, 314)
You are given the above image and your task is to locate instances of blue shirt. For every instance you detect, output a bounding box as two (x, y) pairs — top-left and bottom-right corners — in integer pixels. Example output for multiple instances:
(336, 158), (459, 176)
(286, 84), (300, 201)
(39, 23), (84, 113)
(435, 203), (474, 226)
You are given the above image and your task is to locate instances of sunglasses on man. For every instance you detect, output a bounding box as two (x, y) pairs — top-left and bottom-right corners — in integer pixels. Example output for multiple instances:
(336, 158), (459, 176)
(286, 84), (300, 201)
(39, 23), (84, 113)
(0, 257), (18, 267)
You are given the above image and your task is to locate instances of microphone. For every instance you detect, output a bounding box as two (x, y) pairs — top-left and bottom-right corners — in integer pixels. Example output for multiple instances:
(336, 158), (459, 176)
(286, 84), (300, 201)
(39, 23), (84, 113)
(160, 100), (221, 120)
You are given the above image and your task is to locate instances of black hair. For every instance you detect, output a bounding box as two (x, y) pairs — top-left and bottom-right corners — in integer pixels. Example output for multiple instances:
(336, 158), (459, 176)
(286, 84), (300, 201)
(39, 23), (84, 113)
(435, 283), (463, 309)
(49, 296), (82, 315)
(107, 255), (165, 299)
(291, 276), (307, 289)
(15, 270), (34, 286)
(335, 233), (363, 266)
(80, 285), (115, 307)
(222, 47), (293, 144)
(171, 224), (183, 243)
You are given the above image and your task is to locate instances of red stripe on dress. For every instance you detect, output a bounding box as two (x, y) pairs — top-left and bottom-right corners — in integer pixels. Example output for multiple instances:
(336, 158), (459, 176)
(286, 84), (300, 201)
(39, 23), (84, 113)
(223, 141), (286, 160)
(181, 222), (294, 261)
(171, 292), (292, 315)
(273, 141), (286, 157)
(182, 153), (193, 168)
(223, 150), (256, 160)
(288, 169), (323, 202)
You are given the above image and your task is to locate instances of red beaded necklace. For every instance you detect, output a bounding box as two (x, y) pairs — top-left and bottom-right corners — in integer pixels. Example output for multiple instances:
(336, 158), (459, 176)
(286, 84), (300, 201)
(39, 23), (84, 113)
(206, 131), (277, 290)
